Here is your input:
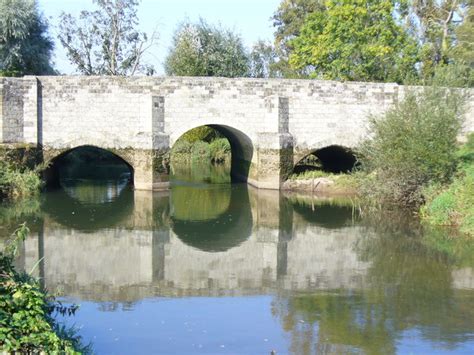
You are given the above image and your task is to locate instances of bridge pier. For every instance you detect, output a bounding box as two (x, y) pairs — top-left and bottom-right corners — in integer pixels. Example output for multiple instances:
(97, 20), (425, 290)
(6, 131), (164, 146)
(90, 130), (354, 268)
(126, 148), (170, 191)
(248, 132), (294, 189)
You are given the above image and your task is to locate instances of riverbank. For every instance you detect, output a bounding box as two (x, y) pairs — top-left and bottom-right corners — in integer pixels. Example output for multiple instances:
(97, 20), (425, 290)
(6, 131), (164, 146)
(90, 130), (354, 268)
(421, 135), (474, 237)
(283, 170), (358, 195)
(0, 225), (89, 353)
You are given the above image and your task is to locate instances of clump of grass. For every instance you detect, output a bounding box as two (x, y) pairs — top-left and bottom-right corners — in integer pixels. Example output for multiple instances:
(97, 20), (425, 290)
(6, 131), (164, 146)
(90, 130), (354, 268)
(0, 161), (42, 200)
(191, 140), (211, 161)
(209, 138), (231, 163)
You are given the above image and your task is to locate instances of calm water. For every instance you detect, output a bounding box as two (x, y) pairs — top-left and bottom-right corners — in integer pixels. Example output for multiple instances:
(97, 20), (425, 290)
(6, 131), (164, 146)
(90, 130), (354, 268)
(1, 162), (473, 354)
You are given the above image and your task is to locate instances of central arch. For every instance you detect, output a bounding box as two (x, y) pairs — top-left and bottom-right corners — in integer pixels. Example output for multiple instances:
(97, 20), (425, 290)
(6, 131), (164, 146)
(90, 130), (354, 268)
(170, 124), (255, 183)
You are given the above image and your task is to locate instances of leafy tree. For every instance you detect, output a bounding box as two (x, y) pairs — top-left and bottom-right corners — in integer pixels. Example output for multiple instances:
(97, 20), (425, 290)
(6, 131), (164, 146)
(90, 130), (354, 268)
(411, 0), (468, 77)
(0, 0), (54, 76)
(249, 40), (279, 78)
(58, 0), (157, 75)
(271, 0), (323, 77)
(164, 19), (249, 77)
(453, 3), (474, 66)
(288, 0), (419, 82)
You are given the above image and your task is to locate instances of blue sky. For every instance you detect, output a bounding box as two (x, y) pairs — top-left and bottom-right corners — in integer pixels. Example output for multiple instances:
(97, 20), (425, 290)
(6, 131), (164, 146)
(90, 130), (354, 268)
(38, 0), (281, 74)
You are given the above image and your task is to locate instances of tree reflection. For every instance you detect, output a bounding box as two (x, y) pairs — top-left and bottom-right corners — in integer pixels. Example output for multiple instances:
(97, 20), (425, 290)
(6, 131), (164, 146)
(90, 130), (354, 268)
(272, 212), (474, 354)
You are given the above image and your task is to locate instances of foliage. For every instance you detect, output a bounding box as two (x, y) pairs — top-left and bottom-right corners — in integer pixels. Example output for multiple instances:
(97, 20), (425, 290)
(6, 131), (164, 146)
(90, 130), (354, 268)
(0, 225), (90, 353)
(171, 127), (231, 164)
(411, 0), (469, 78)
(0, 160), (42, 200)
(164, 19), (249, 77)
(453, 4), (474, 68)
(288, 0), (419, 82)
(421, 135), (474, 236)
(179, 126), (221, 143)
(358, 66), (468, 207)
(58, 0), (156, 75)
(248, 40), (279, 78)
(271, 0), (323, 77)
(0, 0), (54, 76)
(191, 141), (211, 161)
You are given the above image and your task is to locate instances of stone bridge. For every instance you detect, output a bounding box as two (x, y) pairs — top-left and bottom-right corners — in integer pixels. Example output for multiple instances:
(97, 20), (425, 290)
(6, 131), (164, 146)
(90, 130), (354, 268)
(1, 76), (473, 190)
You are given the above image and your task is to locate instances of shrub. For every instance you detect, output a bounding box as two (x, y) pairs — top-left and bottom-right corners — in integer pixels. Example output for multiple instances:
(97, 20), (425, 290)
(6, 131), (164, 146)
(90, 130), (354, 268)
(0, 225), (90, 353)
(358, 68), (468, 207)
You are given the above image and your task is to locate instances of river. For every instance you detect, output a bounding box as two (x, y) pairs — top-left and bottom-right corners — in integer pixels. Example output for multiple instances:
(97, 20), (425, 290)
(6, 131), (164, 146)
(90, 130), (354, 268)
(1, 162), (473, 354)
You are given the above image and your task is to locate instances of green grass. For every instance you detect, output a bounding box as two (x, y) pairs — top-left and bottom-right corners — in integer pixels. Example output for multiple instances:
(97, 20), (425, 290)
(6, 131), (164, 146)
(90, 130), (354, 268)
(421, 136), (474, 237)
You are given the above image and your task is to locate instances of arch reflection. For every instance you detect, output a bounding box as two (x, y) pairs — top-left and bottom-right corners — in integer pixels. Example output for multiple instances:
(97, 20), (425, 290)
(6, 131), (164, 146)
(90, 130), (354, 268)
(170, 184), (253, 252)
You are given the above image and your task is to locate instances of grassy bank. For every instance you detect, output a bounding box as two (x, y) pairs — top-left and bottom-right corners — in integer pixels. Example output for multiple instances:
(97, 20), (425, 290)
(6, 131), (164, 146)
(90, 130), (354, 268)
(421, 135), (474, 237)
(285, 170), (359, 195)
(0, 225), (89, 353)
(355, 65), (472, 239)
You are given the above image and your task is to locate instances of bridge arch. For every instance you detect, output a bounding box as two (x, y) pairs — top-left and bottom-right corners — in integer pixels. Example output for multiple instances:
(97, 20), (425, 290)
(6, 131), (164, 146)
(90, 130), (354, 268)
(170, 124), (255, 183)
(292, 144), (358, 175)
(43, 145), (135, 189)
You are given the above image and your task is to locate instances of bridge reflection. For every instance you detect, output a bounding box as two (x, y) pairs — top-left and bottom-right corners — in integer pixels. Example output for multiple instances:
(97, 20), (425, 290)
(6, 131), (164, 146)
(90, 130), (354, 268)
(20, 186), (373, 302)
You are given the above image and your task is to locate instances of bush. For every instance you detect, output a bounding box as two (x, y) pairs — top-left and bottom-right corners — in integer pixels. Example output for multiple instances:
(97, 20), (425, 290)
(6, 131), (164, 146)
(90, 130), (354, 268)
(209, 138), (231, 163)
(358, 69), (467, 207)
(0, 225), (90, 353)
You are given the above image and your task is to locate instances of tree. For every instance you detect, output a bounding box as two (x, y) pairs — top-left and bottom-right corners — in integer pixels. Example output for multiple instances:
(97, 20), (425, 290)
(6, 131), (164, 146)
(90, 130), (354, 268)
(288, 0), (419, 82)
(248, 40), (279, 78)
(453, 3), (474, 67)
(271, 0), (323, 77)
(0, 0), (54, 76)
(411, 0), (468, 78)
(164, 19), (249, 77)
(58, 0), (156, 76)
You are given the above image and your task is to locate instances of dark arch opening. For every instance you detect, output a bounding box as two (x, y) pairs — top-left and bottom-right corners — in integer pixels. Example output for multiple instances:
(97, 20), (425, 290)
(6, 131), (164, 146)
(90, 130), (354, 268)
(43, 145), (134, 191)
(294, 145), (357, 175)
(170, 125), (254, 184)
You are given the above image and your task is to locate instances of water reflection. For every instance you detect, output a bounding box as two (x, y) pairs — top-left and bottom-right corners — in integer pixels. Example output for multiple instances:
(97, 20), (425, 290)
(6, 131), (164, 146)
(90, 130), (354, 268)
(2, 177), (473, 353)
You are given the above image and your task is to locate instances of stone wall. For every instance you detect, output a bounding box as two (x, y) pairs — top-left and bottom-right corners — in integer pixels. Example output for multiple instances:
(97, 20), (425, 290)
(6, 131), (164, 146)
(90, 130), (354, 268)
(1, 76), (473, 189)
